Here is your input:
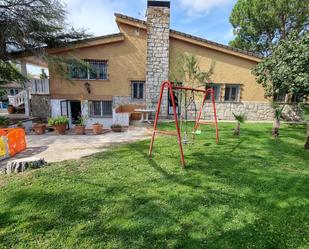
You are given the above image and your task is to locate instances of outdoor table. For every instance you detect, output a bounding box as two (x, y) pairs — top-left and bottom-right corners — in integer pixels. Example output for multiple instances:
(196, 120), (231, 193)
(134, 109), (155, 124)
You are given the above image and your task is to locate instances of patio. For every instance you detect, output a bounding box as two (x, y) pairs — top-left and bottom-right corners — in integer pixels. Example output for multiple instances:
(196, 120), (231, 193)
(0, 126), (151, 169)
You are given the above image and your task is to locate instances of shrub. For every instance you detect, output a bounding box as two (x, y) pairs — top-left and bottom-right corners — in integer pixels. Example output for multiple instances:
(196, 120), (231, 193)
(75, 116), (86, 126)
(111, 124), (122, 128)
(48, 116), (69, 126)
(0, 116), (9, 126)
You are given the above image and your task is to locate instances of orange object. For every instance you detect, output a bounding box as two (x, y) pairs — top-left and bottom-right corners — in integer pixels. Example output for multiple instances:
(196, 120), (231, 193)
(0, 128), (27, 157)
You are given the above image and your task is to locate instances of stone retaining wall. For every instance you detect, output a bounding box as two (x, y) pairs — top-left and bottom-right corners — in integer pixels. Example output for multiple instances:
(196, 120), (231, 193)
(112, 96), (146, 108)
(185, 102), (301, 121)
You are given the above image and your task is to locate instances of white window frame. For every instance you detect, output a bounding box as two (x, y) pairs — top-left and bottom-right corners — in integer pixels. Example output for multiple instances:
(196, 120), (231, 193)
(70, 60), (108, 80)
(89, 100), (112, 118)
(131, 81), (145, 100)
(224, 84), (241, 102)
(206, 84), (221, 101)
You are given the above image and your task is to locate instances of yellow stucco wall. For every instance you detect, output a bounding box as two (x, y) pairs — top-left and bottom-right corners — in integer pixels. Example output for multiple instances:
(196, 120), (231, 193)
(49, 23), (147, 100)
(49, 22), (266, 102)
(169, 37), (266, 102)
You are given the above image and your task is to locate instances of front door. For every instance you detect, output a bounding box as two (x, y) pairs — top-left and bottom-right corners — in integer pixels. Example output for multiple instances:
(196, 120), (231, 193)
(70, 101), (81, 124)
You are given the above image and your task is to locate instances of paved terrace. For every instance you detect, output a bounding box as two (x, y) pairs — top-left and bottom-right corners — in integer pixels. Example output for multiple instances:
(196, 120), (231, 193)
(0, 126), (151, 169)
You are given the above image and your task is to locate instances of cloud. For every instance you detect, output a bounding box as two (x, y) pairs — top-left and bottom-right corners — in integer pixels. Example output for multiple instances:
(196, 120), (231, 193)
(62, 0), (127, 36)
(179, 0), (234, 16)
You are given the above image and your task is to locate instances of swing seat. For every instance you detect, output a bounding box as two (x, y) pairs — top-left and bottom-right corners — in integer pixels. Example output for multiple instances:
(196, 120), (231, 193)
(192, 130), (202, 135)
(198, 121), (217, 126)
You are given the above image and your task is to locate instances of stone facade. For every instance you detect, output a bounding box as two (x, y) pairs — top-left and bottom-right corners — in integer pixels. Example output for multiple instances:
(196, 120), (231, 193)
(145, 2), (170, 116)
(31, 94), (51, 119)
(112, 96), (146, 108)
(185, 102), (301, 121)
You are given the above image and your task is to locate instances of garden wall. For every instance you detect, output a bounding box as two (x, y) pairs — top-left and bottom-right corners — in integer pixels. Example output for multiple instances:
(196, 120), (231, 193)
(186, 102), (301, 121)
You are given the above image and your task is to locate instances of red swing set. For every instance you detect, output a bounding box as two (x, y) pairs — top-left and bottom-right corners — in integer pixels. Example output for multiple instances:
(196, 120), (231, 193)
(148, 80), (219, 168)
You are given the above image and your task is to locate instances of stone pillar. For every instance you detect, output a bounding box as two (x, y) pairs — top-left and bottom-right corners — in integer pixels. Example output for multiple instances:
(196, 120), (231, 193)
(145, 1), (170, 117)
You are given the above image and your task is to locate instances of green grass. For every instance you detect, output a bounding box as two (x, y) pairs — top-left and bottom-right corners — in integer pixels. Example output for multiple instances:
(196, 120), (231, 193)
(0, 123), (308, 249)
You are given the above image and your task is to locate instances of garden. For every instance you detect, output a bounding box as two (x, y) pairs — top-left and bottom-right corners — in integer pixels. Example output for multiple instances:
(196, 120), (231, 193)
(0, 123), (308, 248)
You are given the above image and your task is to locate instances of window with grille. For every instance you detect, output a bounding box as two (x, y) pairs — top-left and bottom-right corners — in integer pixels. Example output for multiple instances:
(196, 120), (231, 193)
(131, 81), (145, 99)
(224, 85), (240, 102)
(70, 60), (108, 80)
(89, 101), (112, 117)
(205, 84), (221, 101)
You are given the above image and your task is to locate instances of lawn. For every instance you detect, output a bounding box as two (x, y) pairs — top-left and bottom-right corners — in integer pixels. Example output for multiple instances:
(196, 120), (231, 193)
(0, 123), (308, 249)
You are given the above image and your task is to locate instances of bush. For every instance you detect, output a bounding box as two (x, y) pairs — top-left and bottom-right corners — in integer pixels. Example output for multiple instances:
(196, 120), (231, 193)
(0, 116), (9, 126)
(48, 116), (69, 126)
(75, 116), (86, 126)
(111, 124), (122, 128)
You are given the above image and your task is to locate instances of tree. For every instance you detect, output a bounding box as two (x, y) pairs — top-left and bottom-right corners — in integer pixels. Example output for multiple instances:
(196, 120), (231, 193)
(169, 52), (215, 88)
(0, 0), (89, 84)
(299, 103), (309, 149)
(40, 69), (48, 79)
(271, 101), (285, 138)
(232, 112), (246, 136)
(229, 0), (309, 55)
(253, 32), (309, 99)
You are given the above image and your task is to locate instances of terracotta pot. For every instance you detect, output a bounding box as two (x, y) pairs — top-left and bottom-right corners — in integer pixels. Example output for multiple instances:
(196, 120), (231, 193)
(33, 124), (46, 135)
(7, 105), (14, 114)
(112, 127), (122, 132)
(92, 124), (103, 135)
(54, 124), (67, 135)
(74, 125), (85, 135)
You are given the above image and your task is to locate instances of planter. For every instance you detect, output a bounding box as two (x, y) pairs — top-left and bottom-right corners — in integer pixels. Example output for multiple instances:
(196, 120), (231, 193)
(33, 124), (46, 135)
(111, 127), (123, 132)
(7, 105), (14, 114)
(74, 125), (85, 135)
(92, 124), (103, 135)
(54, 124), (67, 135)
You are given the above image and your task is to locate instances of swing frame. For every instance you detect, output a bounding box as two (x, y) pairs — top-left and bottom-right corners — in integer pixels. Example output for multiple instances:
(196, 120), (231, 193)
(149, 80), (219, 168)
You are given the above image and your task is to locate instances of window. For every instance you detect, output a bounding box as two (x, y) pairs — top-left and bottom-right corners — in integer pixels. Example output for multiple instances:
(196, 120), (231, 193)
(206, 84), (221, 101)
(274, 89), (287, 102)
(224, 85), (240, 102)
(70, 60), (108, 80)
(131, 81), (145, 99)
(89, 101), (112, 117)
(9, 89), (19, 96)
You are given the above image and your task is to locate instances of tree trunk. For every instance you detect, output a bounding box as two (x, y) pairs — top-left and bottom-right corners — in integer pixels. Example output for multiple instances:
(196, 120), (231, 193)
(272, 118), (280, 137)
(0, 26), (7, 60)
(234, 122), (240, 136)
(305, 121), (309, 149)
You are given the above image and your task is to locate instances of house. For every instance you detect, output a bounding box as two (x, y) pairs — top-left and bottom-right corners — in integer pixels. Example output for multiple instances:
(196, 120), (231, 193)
(15, 0), (301, 127)
(0, 82), (23, 110)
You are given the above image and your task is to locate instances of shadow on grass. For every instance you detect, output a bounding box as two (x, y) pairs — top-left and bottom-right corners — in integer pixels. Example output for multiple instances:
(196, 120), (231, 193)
(0, 124), (308, 248)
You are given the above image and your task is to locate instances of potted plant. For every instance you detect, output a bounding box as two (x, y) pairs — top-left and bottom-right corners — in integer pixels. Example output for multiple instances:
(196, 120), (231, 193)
(48, 116), (69, 135)
(0, 116), (10, 128)
(111, 124), (123, 132)
(74, 116), (86, 135)
(33, 123), (46, 135)
(7, 104), (14, 114)
(92, 122), (103, 135)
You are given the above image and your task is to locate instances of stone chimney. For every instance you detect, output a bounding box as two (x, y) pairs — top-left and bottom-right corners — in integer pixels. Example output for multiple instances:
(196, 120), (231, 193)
(145, 0), (170, 116)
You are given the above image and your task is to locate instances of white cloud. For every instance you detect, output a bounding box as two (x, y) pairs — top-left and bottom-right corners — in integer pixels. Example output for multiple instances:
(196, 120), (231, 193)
(62, 0), (126, 36)
(179, 0), (234, 16)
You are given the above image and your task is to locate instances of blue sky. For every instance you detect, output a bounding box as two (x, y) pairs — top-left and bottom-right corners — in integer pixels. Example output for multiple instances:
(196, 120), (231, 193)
(29, 0), (237, 75)
(63, 0), (237, 44)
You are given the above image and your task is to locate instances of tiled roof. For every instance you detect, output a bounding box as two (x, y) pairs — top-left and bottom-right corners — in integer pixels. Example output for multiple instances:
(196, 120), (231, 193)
(115, 13), (262, 60)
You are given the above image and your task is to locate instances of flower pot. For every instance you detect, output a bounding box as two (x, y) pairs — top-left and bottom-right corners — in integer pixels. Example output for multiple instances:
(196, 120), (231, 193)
(54, 124), (67, 135)
(112, 127), (122, 132)
(74, 125), (85, 135)
(7, 105), (14, 114)
(92, 124), (103, 135)
(33, 124), (46, 135)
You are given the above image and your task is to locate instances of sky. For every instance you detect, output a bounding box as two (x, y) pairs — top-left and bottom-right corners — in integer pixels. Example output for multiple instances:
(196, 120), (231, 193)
(29, 0), (237, 75)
